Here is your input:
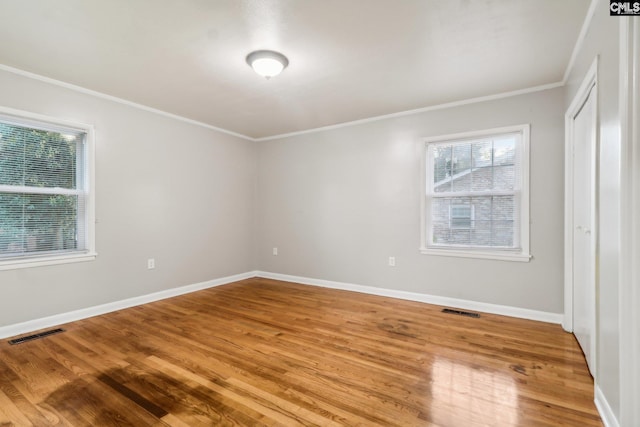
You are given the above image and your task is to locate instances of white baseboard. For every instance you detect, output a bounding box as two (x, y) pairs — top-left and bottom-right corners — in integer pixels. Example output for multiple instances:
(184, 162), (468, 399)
(255, 271), (563, 324)
(1, 269), (563, 340)
(0, 271), (257, 339)
(595, 385), (620, 427)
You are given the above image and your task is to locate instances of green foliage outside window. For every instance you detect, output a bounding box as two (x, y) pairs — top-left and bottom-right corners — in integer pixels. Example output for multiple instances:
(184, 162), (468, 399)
(0, 122), (80, 256)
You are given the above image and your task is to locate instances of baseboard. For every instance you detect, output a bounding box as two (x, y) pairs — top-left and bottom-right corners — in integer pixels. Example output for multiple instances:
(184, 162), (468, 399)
(0, 271), (257, 339)
(1, 270), (563, 340)
(255, 271), (563, 324)
(595, 385), (620, 427)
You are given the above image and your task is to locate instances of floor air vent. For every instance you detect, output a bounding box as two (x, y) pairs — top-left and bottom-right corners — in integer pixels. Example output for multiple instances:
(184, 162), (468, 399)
(442, 308), (480, 318)
(8, 328), (65, 345)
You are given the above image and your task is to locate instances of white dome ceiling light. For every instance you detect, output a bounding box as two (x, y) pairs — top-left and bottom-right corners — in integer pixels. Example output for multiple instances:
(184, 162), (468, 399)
(246, 50), (289, 79)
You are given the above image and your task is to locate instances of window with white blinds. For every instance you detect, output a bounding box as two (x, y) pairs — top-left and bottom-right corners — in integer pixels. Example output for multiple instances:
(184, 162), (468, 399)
(421, 125), (530, 262)
(0, 108), (95, 269)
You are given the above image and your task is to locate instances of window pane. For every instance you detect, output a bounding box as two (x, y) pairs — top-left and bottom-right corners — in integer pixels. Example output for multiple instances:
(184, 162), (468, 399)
(492, 195), (514, 220)
(470, 140), (492, 191)
(452, 144), (471, 192)
(471, 196), (492, 244)
(493, 136), (516, 166)
(492, 221), (514, 247)
(490, 196), (515, 247)
(430, 195), (516, 248)
(0, 124), (24, 186)
(472, 140), (492, 168)
(450, 204), (472, 229)
(493, 165), (515, 191)
(452, 144), (471, 174)
(433, 145), (452, 193)
(449, 228), (471, 245)
(0, 192), (78, 257)
(471, 164), (493, 192)
(0, 123), (78, 189)
(432, 137), (518, 194)
(431, 197), (451, 244)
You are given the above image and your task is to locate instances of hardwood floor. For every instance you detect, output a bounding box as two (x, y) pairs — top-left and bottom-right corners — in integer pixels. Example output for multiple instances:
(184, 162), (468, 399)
(0, 278), (602, 426)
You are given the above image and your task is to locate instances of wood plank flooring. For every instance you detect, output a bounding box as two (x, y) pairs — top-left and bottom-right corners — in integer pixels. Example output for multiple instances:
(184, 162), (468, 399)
(0, 278), (602, 426)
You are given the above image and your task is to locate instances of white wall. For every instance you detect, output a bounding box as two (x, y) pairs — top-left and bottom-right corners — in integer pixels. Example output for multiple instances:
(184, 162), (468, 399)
(256, 87), (565, 314)
(0, 69), (256, 327)
(564, 0), (622, 423)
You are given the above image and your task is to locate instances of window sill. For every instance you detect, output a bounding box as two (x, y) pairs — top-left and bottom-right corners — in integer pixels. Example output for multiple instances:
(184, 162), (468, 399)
(419, 247), (531, 262)
(0, 252), (97, 271)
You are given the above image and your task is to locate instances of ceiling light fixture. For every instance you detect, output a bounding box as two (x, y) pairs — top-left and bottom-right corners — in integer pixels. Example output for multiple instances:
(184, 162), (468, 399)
(246, 50), (289, 79)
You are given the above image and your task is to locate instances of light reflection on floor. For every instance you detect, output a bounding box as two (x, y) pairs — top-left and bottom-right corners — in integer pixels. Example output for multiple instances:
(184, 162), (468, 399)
(430, 356), (518, 426)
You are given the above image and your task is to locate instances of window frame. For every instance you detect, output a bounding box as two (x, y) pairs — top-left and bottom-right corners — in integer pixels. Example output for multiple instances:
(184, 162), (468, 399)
(0, 106), (96, 270)
(420, 124), (531, 262)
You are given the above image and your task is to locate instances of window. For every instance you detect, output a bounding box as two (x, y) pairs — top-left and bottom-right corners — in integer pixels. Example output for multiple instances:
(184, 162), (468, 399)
(421, 125), (530, 262)
(0, 107), (95, 270)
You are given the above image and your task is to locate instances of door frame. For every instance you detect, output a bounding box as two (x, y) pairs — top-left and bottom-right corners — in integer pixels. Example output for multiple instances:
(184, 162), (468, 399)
(563, 57), (598, 373)
(619, 17), (640, 427)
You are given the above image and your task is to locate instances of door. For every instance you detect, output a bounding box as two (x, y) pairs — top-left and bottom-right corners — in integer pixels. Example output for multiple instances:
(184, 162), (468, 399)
(571, 84), (596, 376)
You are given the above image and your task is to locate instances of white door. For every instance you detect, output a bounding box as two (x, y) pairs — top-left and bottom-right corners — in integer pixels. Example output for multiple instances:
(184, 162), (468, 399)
(571, 85), (596, 376)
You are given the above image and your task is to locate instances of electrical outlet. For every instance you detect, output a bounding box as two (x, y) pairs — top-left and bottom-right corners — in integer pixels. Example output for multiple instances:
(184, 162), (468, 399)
(147, 258), (155, 269)
(273, 247), (278, 256)
(388, 256), (396, 267)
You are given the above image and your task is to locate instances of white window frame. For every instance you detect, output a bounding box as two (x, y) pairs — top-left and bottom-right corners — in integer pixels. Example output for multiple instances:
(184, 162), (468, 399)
(420, 124), (531, 262)
(0, 106), (96, 270)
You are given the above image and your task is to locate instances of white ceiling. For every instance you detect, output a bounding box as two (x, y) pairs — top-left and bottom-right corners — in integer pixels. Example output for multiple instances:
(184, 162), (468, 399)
(0, 0), (590, 139)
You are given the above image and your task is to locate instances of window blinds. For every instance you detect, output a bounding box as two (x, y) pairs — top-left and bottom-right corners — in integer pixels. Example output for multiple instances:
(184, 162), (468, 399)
(427, 133), (521, 249)
(0, 118), (87, 258)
